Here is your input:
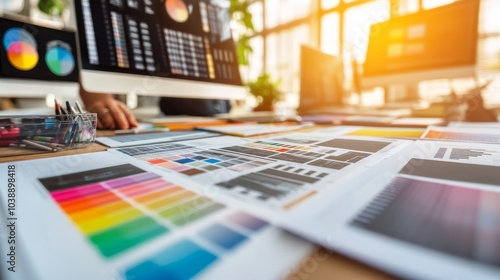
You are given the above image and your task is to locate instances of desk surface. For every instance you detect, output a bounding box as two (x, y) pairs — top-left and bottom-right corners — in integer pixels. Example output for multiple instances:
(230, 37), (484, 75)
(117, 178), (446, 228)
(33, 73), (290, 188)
(0, 129), (395, 280)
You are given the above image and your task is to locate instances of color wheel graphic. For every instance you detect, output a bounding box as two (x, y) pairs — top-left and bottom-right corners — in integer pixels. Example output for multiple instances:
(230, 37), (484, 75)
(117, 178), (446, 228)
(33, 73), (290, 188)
(46, 47), (75, 76)
(165, 0), (189, 23)
(3, 28), (39, 71)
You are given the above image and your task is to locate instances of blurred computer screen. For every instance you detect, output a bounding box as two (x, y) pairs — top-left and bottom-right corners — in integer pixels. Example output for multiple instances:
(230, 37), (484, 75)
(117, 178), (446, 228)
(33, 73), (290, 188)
(363, 0), (480, 89)
(73, 0), (245, 99)
(0, 15), (79, 98)
(298, 45), (345, 113)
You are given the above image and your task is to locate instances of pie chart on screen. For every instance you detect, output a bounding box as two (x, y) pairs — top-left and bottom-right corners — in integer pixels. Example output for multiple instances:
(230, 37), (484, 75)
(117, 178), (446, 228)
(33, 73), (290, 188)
(3, 28), (37, 50)
(3, 28), (39, 71)
(7, 41), (39, 71)
(46, 47), (75, 76)
(165, 0), (189, 23)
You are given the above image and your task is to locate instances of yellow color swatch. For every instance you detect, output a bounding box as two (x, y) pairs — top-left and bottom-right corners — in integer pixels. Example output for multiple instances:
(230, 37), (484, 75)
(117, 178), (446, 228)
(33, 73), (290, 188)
(346, 128), (424, 138)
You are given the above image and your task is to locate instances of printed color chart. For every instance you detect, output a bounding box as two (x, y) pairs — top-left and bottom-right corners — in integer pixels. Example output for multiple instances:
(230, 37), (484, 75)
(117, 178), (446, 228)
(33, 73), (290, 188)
(423, 128), (500, 144)
(118, 143), (271, 177)
(345, 128), (424, 138)
(114, 136), (397, 210)
(351, 177), (500, 268)
(125, 211), (268, 279)
(38, 163), (270, 279)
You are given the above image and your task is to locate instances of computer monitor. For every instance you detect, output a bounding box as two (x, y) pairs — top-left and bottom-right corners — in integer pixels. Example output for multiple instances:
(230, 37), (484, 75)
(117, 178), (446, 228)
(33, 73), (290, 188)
(363, 0), (480, 89)
(298, 45), (344, 113)
(0, 15), (79, 98)
(73, 0), (246, 99)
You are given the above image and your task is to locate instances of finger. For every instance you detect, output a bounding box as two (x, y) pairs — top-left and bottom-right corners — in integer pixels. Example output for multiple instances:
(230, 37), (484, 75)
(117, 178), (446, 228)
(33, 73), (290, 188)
(118, 102), (138, 128)
(99, 108), (116, 130)
(86, 103), (107, 130)
(96, 118), (104, 130)
(106, 102), (129, 130)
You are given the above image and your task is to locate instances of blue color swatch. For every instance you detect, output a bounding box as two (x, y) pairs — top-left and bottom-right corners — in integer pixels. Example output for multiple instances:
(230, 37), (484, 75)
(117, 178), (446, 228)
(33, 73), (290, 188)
(125, 239), (218, 280)
(199, 223), (247, 250)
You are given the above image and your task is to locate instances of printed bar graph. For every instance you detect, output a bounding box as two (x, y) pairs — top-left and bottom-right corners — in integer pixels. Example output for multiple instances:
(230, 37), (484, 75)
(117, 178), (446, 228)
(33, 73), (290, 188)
(351, 177), (500, 268)
(449, 148), (494, 160)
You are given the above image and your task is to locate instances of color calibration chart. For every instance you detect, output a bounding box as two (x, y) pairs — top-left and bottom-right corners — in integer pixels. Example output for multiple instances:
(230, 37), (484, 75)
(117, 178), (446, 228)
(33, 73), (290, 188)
(422, 126), (500, 144)
(162, 0), (237, 81)
(37, 162), (285, 279)
(164, 29), (209, 77)
(0, 17), (78, 81)
(349, 141), (500, 271)
(111, 134), (406, 209)
(77, 0), (240, 84)
(163, 0), (213, 79)
(316, 125), (425, 139)
(0, 152), (310, 280)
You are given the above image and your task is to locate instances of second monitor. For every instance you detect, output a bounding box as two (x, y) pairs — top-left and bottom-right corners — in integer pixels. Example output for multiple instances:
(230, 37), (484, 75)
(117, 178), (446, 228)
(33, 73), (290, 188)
(298, 45), (345, 114)
(0, 16), (79, 98)
(363, 0), (480, 88)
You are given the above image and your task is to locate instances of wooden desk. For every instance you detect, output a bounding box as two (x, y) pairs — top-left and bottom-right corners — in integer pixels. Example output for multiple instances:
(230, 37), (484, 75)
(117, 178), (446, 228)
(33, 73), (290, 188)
(0, 130), (394, 280)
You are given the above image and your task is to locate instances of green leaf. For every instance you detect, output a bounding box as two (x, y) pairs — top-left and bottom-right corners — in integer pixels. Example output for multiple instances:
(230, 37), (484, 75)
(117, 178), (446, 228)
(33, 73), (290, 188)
(246, 74), (284, 105)
(38, 0), (64, 16)
(230, 0), (256, 66)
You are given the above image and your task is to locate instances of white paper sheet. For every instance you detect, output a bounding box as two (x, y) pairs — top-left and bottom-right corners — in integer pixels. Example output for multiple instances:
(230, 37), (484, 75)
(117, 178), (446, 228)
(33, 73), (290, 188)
(96, 130), (220, 148)
(281, 140), (500, 280)
(0, 152), (312, 280)
(108, 133), (412, 213)
(195, 122), (315, 137)
(448, 122), (500, 129)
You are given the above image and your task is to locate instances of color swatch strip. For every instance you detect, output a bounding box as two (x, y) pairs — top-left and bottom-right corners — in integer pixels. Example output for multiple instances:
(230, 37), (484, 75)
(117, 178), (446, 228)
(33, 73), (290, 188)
(424, 130), (500, 144)
(124, 211), (268, 279)
(39, 164), (226, 258)
(117, 143), (270, 177)
(346, 128), (424, 138)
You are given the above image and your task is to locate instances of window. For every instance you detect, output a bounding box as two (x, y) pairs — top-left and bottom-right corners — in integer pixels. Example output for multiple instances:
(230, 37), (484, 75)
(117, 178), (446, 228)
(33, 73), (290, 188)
(422, 0), (456, 10)
(265, 0), (311, 29)
(320, 12), (339, 55)
(266, 25), (310, 95)
(321, 0), (340, 10)
(343, 0), (389, 62)
(243, 0), (500, 108)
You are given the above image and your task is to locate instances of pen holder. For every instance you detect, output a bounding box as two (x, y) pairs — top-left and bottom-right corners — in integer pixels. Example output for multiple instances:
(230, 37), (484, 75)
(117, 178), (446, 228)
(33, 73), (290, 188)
(0, 113), (97, 156)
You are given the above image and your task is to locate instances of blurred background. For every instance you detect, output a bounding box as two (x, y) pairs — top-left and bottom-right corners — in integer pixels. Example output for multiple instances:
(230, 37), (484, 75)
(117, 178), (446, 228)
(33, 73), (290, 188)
(1, 0), (499, 118)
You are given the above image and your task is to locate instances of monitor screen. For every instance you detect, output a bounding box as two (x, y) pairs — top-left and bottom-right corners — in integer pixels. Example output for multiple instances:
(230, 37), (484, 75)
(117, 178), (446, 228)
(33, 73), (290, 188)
(298, 45), (344, 113)
(74, 0), (245, 99)
(0, 16), (79, 97)
(363, 0), (480, 87)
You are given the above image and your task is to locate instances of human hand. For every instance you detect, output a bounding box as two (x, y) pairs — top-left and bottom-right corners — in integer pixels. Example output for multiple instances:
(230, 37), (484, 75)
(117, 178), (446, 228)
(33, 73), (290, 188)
(79, 85), (139, 130)
(85, 99), (138, 130)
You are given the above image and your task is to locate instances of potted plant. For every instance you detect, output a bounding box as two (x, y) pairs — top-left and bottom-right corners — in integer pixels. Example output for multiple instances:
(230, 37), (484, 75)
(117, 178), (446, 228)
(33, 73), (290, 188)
(37, 0), (64, 17)
(246, 73), (284, 112)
